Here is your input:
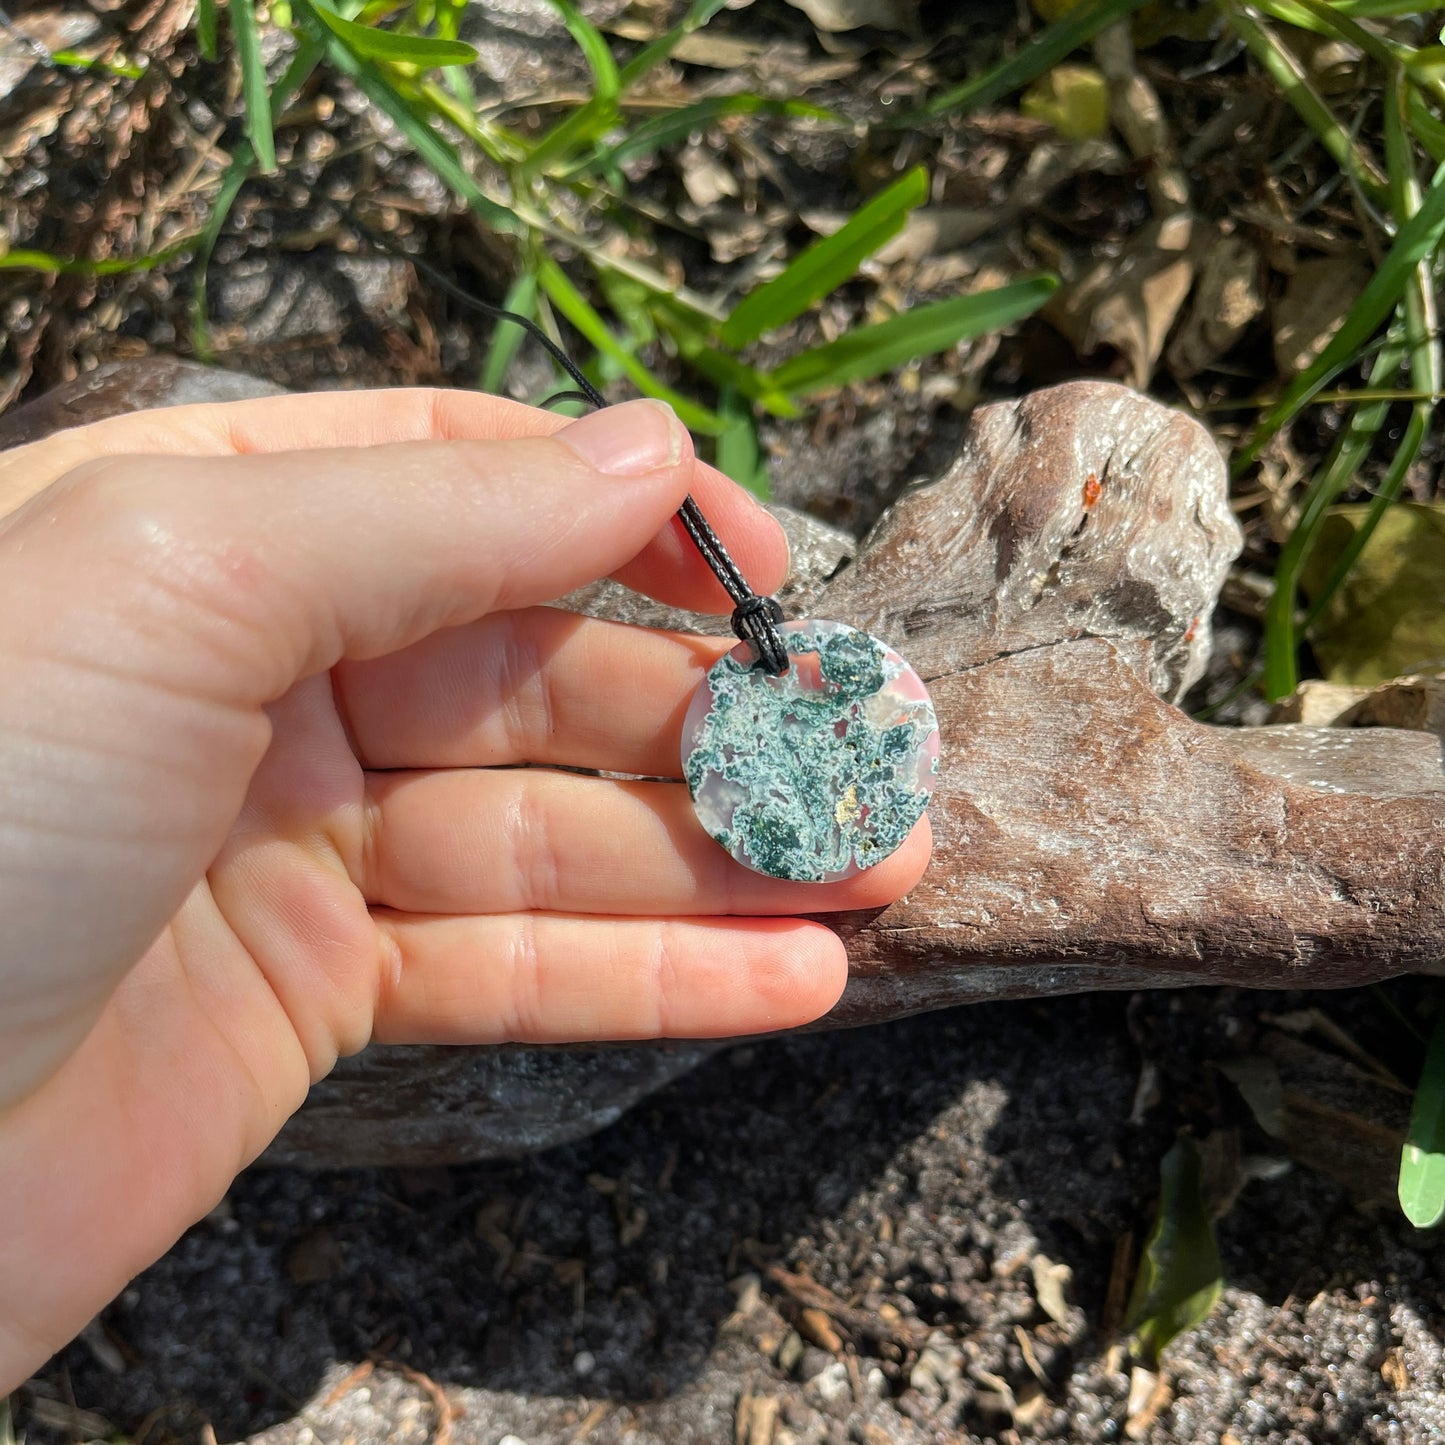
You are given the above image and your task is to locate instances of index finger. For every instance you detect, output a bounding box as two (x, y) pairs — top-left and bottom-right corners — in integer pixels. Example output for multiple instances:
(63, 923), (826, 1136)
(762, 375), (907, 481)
(0, 386), (788, 615)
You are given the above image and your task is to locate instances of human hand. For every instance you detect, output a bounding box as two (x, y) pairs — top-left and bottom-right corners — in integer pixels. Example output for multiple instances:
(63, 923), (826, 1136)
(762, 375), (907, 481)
(0, 388), (931, 1390)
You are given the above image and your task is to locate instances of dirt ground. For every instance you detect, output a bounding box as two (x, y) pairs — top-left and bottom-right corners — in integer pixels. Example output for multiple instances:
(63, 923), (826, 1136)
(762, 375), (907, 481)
(7, 1), (1445, 1441)
(20, 987), (1445, 1445)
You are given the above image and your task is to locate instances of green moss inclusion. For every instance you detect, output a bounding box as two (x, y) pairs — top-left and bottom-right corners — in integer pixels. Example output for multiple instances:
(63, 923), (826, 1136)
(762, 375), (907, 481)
(686, 629), (936, 882)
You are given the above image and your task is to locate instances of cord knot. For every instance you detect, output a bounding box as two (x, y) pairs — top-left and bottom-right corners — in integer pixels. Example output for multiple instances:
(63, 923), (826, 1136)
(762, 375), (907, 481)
(730, 595), (788, 676)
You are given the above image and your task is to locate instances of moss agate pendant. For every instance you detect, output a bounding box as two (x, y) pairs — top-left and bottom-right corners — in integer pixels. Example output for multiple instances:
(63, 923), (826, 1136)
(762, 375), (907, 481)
(682, 620), (940, 883)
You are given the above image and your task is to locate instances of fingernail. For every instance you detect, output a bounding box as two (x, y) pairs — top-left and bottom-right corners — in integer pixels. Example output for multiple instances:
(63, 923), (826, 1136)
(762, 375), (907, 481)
(557, 399), (687, 476)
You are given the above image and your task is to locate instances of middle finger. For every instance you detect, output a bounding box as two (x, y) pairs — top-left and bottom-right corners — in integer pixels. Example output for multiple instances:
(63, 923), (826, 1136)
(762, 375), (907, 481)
(361, 766), (933, 916)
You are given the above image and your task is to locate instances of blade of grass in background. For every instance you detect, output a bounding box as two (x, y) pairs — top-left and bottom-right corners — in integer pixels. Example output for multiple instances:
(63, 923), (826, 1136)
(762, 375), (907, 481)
(196, 0), (219, 59)
(655, 303), (802, 417)
(1235, 158), (1445, 470)
(1225, 4), (1388, 206)
(1401, 997), (1445, 1228)
(191, 37), (327, 355)
(771, 275), (1058, 397)
(616, 0), (729, 88)
(537, 256), (725, 433)
(309, 4), (477, 65)
(715, 387), (771, 499)
(302, 3), (520, 234)
(720, 166), (929, 350)
(0, 243), (190, 274)
(230, 0), (277, 174)
(522, 0), (622, 175)
(1260, 329), (1404, 697)
(479, 272), (541, 394)
(577, 94), (837, 178)
(906, 0), (1151, 122)
(1124, 1137), (1223, 1363)
(1299, 74), (1442, 646)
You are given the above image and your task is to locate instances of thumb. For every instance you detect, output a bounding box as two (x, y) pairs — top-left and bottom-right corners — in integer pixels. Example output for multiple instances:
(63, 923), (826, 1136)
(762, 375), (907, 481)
(24, 397), (695, 709)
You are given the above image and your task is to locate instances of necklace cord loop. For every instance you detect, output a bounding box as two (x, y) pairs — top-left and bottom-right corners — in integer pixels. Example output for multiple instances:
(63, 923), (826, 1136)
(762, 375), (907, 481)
(385, 244), (790, 676)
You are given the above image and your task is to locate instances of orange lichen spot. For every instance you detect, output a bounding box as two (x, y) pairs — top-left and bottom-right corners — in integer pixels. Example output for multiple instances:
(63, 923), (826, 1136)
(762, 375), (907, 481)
(1082, 472), (1102, 509)
(1183, 617), (1199, 644)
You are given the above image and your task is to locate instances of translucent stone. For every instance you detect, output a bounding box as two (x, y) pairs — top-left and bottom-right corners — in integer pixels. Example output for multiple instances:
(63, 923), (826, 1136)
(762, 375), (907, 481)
(681, 619), (940, 883)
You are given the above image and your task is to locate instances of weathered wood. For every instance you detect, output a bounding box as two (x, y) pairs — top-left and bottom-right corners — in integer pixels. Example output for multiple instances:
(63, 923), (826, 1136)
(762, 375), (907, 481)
(5, 363), (1442, 1167)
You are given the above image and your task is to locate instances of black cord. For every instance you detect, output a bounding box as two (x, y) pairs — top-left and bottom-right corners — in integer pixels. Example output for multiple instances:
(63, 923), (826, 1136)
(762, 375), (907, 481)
(395, 247), (791, 675)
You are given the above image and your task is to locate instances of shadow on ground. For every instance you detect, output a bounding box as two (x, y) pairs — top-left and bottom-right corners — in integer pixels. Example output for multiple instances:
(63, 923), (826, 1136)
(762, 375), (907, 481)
(23, 989), (1445, 1444)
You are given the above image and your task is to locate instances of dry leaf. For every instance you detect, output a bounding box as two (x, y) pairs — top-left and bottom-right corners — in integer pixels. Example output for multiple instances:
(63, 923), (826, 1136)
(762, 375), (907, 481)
(1166, 231), (1264, 378)
(1272, 256), (1371, 377)
(1045, 212), (1198, 386)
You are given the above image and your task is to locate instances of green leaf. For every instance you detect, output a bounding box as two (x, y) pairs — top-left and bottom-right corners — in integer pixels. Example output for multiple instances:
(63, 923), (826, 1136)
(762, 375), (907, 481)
(657, 306), (801, 418)
(579, 94), (837, 177)
(1260, 327), (1404, 699)
(1124, 1137), (1223, 1365)
(1401, 1001), (1445, 1229)
(547, 0), (619, 100)
(197, 0), (219, 56)
(49, 47), (147, 77)
(617, 0), (730, 88)
(302, 4), (520, 234)
(1408, 91), (1445, 164)
(720, 166), (929, 351)
(230, 0), (277, 174)
(520, 0), (622, 172)
(1300, 503), (1445, 686)
(536, 257), (725, 435)
(309, 4), (479, 65)
(191, 37), (326, 357)
(1237, 158), (1445, 470)
(479, 272), (540, 395)
(715, 389), (770, 500)
(904, 0), (1150, 122)
(771, 274), (1057, 397)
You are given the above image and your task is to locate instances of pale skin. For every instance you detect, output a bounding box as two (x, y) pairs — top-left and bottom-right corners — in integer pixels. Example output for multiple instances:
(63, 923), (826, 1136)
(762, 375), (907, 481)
(0, 389), (931, 1393)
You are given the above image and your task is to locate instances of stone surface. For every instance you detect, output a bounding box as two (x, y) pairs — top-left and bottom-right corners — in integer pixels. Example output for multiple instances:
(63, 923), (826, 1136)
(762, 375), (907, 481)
(682, 621), (939, 882)
(6, 363), (1444, 1167)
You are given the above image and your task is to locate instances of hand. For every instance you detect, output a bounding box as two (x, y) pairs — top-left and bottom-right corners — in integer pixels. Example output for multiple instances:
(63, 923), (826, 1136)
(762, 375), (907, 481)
(0, 388), (931, 1390)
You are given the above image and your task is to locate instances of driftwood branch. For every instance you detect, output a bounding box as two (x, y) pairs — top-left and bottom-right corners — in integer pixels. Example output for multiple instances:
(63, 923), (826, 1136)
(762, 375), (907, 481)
(5, 363), (1441, 1166)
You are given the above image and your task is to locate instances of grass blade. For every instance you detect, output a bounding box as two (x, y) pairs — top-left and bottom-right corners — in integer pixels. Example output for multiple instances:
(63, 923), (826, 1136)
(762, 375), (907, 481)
(547, 0), (619, 100)
(301, 3), (519, 234)
(230, 0), (277, 174)
(522, 0), (622, 173)
(576, 94), (837, 177)
(1224, 4), (1388, 206)
(537, 256), (725, 434)
(715, 388), (770, 499)
(617, 0), (730, 87)
(1408, 91), (1445, 163)
(905, 0), (1150, 122)
(191, 37), (326, 356)
(1125, 1137), (1223, 1363)
(1260, 329), (1403, 697)
(197, 0), (219, 60)
(771, 274), (1057, 397)
(720, 166), (929, 350)
(1401, 997), (1445, 1228)
(1299, 74), (1442, 643)
(309, 4), (478, 65)
(1235, 158), (1445, 470)
(655, 302), (802, 417)
(479, 272), (540, 395)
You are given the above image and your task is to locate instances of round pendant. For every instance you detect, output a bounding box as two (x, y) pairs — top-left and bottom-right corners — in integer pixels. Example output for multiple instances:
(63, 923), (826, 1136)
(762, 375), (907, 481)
(681, 619), (940, 883)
